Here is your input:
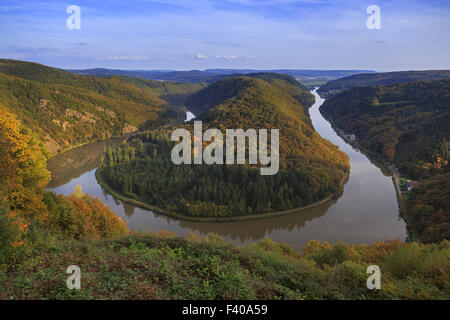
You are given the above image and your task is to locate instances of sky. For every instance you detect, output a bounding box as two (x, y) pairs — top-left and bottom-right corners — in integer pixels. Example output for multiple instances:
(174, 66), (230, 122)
(0, 0), (449, 71)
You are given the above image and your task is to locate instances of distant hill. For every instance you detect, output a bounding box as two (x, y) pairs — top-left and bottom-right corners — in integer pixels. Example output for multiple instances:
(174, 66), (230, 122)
(185, 73), (314, 115)
(98, 74), (350, 218)
(0, 59), (201, 154)
(320, 79), (450, 180)
(70, 68), (375, 84)
(318, 70), (450, 98)
(110, 75), (206, 109)
(69, 69), (231, 83)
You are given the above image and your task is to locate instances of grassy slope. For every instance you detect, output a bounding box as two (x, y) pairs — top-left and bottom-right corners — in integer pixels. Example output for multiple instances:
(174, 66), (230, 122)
(1, 234), (449, 300)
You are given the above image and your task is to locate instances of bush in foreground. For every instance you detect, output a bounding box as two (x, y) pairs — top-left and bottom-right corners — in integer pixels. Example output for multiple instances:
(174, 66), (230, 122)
(1, 235), (448, 300)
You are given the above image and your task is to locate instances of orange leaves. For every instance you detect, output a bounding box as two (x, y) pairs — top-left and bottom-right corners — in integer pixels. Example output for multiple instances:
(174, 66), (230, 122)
(11, 240), (24, 248)
(7, 209), (30, 248)
(18, 221), (31, 231)
(58, 193), (129, 240)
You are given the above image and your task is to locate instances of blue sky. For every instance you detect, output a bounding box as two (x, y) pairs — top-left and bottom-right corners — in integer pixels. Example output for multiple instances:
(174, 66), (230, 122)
(0, 0), (449, 71)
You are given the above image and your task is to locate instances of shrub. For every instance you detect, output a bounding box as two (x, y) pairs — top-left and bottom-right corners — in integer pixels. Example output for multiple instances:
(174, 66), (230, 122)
(45, 192), (129, 240)
(307, 240), (352, 267)
(0, 206), (25, 263)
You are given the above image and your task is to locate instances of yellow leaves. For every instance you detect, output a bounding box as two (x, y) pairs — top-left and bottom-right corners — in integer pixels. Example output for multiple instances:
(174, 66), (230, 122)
(8, 186), (48, 221)
(203, 232), (223, 245)
(0, 107), (51, 223)
(63, 194), (129, 239)
(0, 106), (50, 190)
(73, 184), (84, 199)
(302, 240), (332, 256)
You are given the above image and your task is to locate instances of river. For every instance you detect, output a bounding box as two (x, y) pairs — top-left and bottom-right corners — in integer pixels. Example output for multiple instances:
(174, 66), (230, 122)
(47, 89), (407, 250)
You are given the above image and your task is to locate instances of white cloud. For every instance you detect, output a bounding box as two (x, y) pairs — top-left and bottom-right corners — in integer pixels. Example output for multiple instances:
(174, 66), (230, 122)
(194, 54), (238, 61)
(209, 54), (239, 61)
(223, 55), (237, 61)
(194, 53), (208, 59)
(107, 56), (150, 61)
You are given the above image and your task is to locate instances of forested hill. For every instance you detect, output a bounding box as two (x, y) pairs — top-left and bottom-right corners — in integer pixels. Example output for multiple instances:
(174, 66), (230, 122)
(318, 70), (450, 98)
(187, 75), (346, 171)
(98, 75), (350, 218)
(320, 79), (450, 180)
(0, 59), (201, 154)
(185, 73), (314, 116)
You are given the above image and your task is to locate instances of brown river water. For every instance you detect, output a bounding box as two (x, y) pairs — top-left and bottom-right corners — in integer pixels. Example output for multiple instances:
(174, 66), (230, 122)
(47, 89), (407, 250)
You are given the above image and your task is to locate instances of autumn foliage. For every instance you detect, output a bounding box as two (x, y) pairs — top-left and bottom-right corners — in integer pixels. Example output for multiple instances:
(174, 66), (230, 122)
(44, 192), (129, 240)
(408, 173), (450, 243)
(0, 107), (128, 263)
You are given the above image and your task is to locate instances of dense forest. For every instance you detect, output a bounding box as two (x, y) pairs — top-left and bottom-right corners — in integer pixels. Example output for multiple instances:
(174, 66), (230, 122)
(0, 59), (200, 154)
(318, 70), (450, 98)
(99, 133), (342, 217)
(98, 75), (349, 218)
(407, 173), (450, 243)
(320, 79), (449, 243)
(320, 79), (450, 180)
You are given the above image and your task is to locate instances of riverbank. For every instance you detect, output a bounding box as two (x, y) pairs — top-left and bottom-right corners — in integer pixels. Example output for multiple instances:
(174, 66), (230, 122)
(391, 174), (419, 242)
(95, 169), (349, 223)
(46, 133), (133, 160)
(319, 109), (418, 241)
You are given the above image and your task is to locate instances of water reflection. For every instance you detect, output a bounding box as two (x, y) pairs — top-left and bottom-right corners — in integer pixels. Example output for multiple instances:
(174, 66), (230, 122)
(47, 90), (406, 250)
(47, 137), (126, 188)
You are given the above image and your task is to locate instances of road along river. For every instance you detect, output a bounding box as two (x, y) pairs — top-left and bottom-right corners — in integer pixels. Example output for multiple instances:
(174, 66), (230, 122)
(47, 89), (406, 250)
